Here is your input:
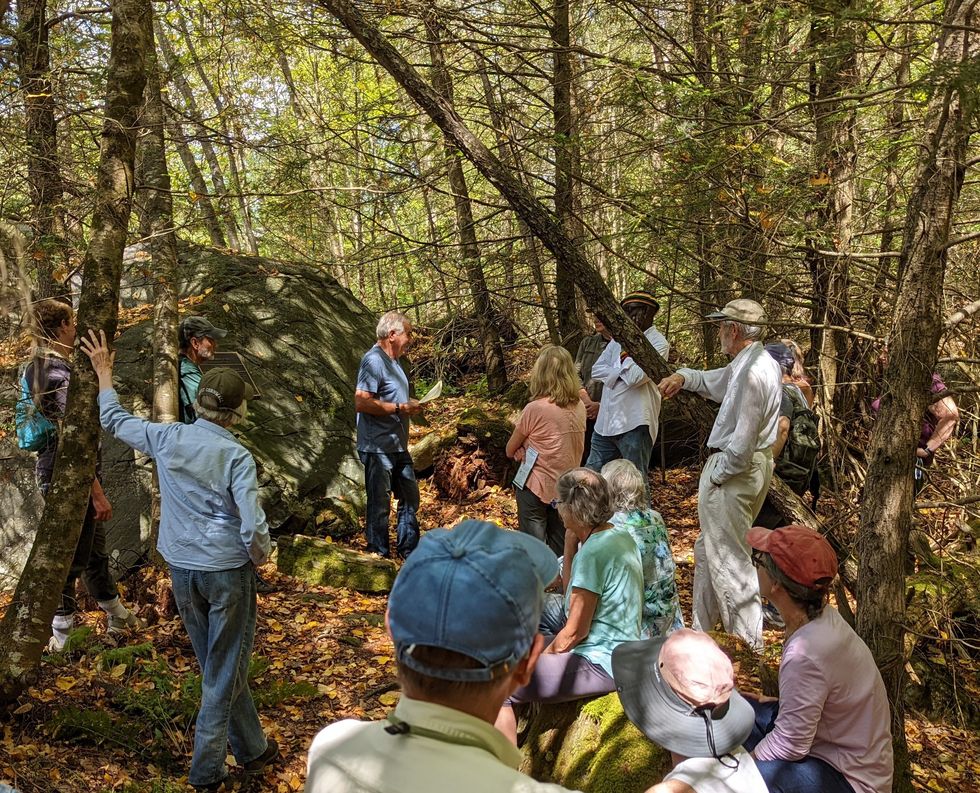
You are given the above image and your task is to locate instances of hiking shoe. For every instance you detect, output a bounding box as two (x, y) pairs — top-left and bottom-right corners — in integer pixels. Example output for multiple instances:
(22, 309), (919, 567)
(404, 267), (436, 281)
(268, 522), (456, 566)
(107, 611), (146, 636)
(45, 633), (67, 653)
(243, 738), (279, 774)
(255, 574), (276, 594)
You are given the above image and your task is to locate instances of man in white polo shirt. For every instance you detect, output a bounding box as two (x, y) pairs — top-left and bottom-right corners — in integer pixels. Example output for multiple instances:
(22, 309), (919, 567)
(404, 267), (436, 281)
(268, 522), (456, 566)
(585, 290), (669, 479)
(658, 299), (781, 652)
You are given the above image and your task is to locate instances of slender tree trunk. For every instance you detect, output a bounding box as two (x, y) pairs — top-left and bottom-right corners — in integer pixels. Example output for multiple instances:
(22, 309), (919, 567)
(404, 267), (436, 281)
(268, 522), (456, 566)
(857, 4), (978, 792)
(16, 0), (70, 299)
(552, 0), (583, 352)
(425, 12), (508, 392)
(0, 0), (148, 702)
(807, 0), (861, 484)
(166, 110), (227, 248)
(155, 24), (241, 249)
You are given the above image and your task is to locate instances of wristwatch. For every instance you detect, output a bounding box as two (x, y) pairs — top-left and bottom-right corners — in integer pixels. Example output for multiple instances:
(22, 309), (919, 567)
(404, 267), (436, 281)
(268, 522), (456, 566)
(393, 403), (401, 416)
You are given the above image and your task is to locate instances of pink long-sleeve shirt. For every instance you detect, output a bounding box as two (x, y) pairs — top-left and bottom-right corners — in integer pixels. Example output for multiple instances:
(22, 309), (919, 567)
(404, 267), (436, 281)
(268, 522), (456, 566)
(754, 606), (894, 793)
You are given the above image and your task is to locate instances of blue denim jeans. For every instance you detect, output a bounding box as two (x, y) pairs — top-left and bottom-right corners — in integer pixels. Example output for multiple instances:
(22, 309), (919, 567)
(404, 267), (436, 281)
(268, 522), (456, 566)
(169, 563), (269, 787)
(744, 699), (856, 793)
(585, 425), (653, 479)
(359, 451), (420, 558)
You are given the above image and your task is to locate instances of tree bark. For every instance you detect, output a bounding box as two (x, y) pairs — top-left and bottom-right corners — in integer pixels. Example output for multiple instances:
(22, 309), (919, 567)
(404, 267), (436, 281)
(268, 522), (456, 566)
(0, 0), (148, 703)
(16, 0), (70, 299)
(166, 109), (227, 248)
(424, 12), (508, 392)
(856, 3), (978, 790)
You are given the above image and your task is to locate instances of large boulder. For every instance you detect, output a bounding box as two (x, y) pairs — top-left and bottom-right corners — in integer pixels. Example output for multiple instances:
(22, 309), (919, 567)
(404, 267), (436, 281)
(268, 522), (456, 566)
(0, 242), (376, 586)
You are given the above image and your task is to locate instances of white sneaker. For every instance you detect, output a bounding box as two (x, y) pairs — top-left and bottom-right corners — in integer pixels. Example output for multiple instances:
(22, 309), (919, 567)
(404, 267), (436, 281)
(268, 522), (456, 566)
(46, 633), (67, 653)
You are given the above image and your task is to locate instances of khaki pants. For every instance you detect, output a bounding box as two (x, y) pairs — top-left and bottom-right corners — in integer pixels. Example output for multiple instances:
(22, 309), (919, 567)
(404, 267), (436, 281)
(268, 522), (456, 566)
(692, 449), (773, 651)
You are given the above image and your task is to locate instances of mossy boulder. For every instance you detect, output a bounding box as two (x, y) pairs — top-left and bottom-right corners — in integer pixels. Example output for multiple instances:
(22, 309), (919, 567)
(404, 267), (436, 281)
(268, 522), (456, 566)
(457, 406), (514, 449)
(519, 694), (670, 792)
(276, 534), (398, 592)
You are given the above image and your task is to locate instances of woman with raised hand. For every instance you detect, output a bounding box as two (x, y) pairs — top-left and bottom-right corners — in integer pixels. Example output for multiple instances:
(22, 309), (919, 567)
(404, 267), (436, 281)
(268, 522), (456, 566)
(506, 345), (586, 556)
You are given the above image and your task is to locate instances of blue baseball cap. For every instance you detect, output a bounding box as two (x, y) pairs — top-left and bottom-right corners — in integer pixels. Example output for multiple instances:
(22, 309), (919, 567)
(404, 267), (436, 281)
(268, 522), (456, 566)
(387, 520), (559, 682)
(765, 342), (795, 374)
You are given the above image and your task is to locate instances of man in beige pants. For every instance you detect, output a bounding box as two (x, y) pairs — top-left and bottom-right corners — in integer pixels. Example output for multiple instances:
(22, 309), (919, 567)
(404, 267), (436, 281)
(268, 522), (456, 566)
(658, 299), (782, 651)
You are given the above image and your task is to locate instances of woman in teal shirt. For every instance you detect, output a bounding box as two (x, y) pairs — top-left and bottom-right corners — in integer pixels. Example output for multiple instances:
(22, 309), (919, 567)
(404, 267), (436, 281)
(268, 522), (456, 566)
(496, 467), (643, 745)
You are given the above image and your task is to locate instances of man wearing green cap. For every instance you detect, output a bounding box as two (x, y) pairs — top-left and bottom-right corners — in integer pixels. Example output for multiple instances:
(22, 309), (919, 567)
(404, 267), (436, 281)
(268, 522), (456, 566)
(178, 315), (227, 424)
(658, 299), (782, 652)
(585, 290), (669, 479)
(82, 330), (279, 791)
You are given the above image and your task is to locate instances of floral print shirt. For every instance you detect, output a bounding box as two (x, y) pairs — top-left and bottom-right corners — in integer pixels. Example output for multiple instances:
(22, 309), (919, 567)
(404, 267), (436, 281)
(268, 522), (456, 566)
(611, 509), (683, 638)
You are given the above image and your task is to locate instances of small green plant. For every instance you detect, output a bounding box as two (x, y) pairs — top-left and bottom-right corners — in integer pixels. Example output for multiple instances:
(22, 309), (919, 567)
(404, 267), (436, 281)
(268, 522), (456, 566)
(48, 705), (139, 750)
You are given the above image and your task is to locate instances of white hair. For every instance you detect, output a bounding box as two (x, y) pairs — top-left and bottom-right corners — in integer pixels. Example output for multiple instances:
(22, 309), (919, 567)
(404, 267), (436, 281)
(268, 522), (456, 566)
(193, 399), (248, 427)
(376, 311), (411, 340)
(600, 459), (647, 512)
(722, 320), (762, 341)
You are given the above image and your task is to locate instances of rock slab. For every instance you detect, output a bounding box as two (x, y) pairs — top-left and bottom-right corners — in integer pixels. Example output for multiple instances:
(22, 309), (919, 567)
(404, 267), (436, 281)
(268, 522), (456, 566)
(276, 534), (398, 592)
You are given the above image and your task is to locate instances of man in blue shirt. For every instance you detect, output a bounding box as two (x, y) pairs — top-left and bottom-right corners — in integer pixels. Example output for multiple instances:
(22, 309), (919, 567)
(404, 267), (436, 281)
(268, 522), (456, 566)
(178, 315), (227, 424)
(82, 330), (278, 792)
(354, 311), (423, 558)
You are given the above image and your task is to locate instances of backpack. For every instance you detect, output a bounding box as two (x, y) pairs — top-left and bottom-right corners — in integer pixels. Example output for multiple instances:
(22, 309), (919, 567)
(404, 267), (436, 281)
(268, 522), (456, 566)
(15, 364), (58, 451)
(775, 384), (820, 496)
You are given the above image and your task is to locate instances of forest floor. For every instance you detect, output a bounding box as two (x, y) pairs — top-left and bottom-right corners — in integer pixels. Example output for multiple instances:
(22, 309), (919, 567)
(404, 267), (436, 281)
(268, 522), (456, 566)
(1, 388), (978, 793)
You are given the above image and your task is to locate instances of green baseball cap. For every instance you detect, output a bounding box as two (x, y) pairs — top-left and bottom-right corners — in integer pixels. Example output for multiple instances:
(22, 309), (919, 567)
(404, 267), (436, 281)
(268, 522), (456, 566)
(197, 367), (255, 411)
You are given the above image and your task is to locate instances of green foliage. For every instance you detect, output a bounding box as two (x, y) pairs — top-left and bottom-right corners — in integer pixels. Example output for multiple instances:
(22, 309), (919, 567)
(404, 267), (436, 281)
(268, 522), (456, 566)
(47, 706), (139, 750)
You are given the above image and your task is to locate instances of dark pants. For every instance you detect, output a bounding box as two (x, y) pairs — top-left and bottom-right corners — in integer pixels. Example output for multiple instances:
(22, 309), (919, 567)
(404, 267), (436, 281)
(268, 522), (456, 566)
(581, 418), (597, 465)
(744, 699), (856, 793)
(514, 485), (565, 557)
(41, 483), (118, 616)
(359, 451), (420, 558)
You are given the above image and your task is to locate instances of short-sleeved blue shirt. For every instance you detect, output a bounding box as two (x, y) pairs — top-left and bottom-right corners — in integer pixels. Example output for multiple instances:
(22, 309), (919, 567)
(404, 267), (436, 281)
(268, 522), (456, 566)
(356, 345), (411, 453)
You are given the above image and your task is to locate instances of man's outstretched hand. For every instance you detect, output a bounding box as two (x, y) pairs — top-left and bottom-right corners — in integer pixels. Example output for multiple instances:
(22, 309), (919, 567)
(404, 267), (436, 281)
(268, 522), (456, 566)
(80, 329), (115, 391)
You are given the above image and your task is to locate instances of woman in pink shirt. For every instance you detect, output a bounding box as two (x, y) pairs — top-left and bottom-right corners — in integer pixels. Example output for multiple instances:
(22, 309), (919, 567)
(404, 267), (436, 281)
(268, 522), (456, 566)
(507, 346), (586, 555)
(743, 525), (893, 793)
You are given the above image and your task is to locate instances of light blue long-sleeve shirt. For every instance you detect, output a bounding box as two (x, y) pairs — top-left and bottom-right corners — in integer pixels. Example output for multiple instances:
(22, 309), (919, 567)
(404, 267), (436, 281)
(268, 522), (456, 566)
(98, 389), (271, 571)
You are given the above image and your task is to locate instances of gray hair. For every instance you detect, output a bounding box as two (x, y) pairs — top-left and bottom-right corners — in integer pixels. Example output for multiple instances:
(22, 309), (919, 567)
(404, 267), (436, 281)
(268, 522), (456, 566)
(556, 467), (614, 528)
(376, 311), (411, 340)
(600, 459), (647, 512)
(193, 399), (248, 427)
(722, 320), (762, 341)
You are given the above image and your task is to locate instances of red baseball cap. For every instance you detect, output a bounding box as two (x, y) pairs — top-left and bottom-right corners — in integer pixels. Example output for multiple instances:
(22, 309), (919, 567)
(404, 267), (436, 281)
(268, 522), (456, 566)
(747, 524), (838, 590)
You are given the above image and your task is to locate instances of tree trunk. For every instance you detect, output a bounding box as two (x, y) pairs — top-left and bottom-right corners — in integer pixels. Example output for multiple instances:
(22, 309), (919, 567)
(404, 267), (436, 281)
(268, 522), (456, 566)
(166, 110), (227, 248)
(806, 1), (861, 487)
(135, 0), (180, 556)
(552, 0), (583, 352)
(424, 12), (508, 392)
(0, 0), (148, 703)
(856, 3), (978, 791)
(16, 0), (70, 299)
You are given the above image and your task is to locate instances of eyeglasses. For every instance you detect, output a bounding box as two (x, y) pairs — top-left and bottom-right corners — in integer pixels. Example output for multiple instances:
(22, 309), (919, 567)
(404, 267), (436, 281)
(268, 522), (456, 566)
(751, 550), (766, 568)
(549, 498), (563, 509)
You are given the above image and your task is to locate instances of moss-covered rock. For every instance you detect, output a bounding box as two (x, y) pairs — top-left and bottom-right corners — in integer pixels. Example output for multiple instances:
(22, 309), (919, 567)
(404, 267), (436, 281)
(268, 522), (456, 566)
(276, 534), (398, 592)
(457, 406), (514, 449)
(518, 694), (670, 792)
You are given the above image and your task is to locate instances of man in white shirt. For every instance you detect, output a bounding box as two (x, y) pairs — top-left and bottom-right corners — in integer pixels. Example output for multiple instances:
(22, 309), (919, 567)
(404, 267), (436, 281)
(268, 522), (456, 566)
(658, 299), (781, 651)
(613, 629), (768, 793)
(586, 291), (669, 478)
(306, 519), (581, 793)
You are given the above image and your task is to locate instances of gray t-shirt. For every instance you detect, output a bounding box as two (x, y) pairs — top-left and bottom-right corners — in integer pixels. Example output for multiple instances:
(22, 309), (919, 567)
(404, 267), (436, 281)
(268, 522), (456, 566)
(356, 345), (411, 454)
